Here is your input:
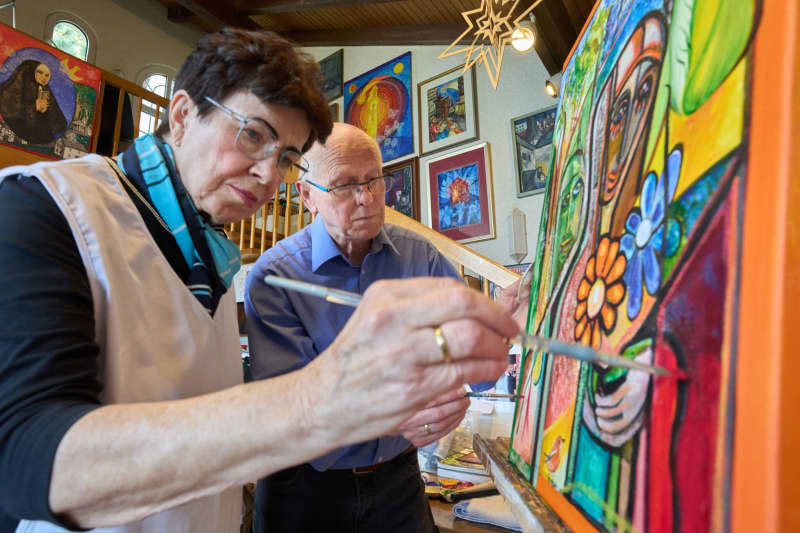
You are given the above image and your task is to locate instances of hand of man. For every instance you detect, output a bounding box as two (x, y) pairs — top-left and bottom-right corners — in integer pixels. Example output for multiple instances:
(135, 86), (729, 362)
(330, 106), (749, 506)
(304, 277), (519, 451)
(396, 387), (470, 447)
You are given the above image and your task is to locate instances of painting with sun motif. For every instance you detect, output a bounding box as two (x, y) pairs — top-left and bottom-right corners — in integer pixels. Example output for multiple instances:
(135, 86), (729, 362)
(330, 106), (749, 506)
(0, 23), (101, 159)
(427, 142), (494, 243)
(508, 0), (762, 531)
(343, 52), (412, 164)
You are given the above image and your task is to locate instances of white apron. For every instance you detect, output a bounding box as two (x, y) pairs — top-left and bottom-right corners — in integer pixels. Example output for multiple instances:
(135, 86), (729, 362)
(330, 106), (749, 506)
(1, 154), (243, 533)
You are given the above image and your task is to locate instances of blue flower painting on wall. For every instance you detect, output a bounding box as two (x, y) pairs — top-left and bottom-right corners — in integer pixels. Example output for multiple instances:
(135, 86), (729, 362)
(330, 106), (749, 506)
(436, 162), (481, 230)
(427, 142), (495, 243)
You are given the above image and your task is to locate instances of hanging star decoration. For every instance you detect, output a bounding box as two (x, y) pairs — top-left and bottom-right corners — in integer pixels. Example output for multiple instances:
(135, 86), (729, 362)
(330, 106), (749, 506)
(439, 0), (542, 90)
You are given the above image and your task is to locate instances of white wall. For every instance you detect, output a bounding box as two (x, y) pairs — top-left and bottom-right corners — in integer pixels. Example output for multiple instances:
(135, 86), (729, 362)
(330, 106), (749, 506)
(303, 44), (560, 269)
(0, 0), (201, 82)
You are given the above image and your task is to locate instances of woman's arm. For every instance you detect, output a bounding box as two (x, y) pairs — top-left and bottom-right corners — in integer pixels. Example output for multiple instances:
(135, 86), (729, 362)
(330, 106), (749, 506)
(50, 277), (519, 528)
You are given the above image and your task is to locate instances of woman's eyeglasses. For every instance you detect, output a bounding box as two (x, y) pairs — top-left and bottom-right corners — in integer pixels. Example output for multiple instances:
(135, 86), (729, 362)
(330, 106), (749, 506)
(204, 96), (308, 176)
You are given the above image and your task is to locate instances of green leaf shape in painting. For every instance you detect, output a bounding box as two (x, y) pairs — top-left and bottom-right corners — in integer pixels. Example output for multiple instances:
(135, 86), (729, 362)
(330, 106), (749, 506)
(669, 0), (756, 116)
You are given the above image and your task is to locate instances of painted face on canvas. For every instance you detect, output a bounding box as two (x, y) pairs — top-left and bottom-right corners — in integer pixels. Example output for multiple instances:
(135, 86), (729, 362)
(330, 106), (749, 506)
(35, 63), (50, 86)
(602, 18), (663, 204)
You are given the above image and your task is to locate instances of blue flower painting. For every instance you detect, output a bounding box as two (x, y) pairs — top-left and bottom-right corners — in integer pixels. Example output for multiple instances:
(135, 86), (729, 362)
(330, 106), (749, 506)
(436, 162), (482, 230)
(620, 148), (682, 319)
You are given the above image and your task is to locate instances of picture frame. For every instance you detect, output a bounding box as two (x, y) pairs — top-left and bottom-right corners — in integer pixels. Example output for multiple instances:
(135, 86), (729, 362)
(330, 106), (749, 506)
(383, 157), (420, 221)
(344, 52), (413, 164)
(426, 142), (495, 244)
(510, 105), (557, 197)
(329, 102), (339, 122)
(417, 64), (478, 157)
(319, 49), (343, 101)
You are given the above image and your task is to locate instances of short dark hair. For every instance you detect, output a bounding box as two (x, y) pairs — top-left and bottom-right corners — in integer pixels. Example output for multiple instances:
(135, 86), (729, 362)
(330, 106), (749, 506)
(157, 28), (332, 152)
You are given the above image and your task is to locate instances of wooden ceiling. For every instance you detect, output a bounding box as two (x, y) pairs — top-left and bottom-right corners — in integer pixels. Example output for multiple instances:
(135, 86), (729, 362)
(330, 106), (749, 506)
(156, 0), (595, 74)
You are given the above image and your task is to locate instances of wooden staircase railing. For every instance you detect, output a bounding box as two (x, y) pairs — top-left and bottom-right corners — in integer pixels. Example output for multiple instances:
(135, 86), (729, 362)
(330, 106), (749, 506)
(225, 175), (520, 292)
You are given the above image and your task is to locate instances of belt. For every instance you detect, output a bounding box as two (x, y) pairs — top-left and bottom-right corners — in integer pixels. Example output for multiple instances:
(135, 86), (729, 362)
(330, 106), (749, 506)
(351, 445), (417, 474)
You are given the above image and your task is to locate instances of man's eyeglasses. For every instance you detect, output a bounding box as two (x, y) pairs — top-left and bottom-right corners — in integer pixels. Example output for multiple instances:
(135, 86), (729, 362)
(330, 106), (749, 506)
(204, 96), (308, 176)
(303, 175), (392, 199)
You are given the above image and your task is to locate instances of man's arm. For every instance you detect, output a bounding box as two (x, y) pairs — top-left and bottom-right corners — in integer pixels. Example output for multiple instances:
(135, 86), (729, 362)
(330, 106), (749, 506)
(243, 254), (353, 467)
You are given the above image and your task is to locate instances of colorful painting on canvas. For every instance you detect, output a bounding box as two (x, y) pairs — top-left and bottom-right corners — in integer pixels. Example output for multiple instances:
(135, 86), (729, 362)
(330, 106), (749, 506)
(344, 52), (412, 164)
(0, 23), (100, 159)
(508, 1), (760, 531)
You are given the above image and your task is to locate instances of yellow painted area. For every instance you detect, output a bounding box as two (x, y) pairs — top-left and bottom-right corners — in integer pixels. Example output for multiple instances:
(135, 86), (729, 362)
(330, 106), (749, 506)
(539, 400), (576, 488)
(393, 62), (404, 74)
(60, 58), (81, 82)
(348, 83), (356, 94)
(668, 59), (746, 198)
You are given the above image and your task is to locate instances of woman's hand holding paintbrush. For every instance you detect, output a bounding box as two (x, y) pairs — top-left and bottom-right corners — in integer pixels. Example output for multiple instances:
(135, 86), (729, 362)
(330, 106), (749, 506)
(263, 275), (678, 378)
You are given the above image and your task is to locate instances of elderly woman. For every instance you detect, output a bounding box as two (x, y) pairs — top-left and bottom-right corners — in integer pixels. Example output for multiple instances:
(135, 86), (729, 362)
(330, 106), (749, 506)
(0, 29), (518, 533)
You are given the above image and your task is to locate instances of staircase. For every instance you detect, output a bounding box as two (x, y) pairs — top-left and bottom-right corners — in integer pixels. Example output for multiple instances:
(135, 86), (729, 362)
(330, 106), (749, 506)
(224, 177), (520, 293)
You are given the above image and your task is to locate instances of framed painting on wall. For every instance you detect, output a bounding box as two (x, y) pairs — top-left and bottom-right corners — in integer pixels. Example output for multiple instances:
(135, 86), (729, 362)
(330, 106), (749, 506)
(383, 157), (420, 221)
(319, 49), (343, 101)
(0, 22), (101, 160)
(426, 142), (495, 244)
(417, 64), (478, 157)
(510, 106), (556, 197)
(343, 51), (413, 164)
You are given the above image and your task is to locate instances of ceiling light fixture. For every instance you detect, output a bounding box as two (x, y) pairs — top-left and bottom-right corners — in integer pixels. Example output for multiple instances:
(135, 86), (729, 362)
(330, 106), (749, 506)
(439, 0), (544, 90)
(511, 15), (535, 52)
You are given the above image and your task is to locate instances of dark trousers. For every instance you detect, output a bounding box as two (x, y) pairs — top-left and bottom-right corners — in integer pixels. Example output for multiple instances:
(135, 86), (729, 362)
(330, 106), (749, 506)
(252, 449), (436, 533)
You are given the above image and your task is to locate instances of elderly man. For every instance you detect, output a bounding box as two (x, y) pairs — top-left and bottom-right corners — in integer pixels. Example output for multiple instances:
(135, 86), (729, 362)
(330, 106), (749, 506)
(245, 123), (477, 532)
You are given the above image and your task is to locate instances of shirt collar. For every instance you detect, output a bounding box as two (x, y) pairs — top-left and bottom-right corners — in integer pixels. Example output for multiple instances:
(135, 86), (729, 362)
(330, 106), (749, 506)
(310, 215), (400, 272)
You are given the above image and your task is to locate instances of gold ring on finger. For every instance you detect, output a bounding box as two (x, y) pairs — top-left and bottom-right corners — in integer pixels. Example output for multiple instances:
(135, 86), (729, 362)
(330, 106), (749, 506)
(433, 326), (451, 364)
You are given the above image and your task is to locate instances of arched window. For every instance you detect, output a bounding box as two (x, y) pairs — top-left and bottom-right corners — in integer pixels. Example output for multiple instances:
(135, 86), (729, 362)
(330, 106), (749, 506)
(51, 21), (88, 61)
(44, 12), (96, 64)
(138, 69), (175, 136)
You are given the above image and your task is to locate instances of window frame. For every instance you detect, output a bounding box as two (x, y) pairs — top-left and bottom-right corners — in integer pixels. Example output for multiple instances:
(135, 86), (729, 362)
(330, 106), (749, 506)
(43, 11), (97, 64)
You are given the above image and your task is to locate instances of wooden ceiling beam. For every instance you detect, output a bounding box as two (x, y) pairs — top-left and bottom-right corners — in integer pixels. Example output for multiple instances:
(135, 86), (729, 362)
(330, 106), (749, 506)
(175, 0), (260, 29)
(278, 23), (490, 46)
(238, 0), (402, 15)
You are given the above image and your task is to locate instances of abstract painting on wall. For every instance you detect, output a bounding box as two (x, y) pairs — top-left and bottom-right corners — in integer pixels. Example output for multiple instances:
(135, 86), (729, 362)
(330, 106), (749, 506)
(0, 22), (101, 159)
(427, 142), (495, 244)
(510, 106), (556, 197)
(383, 157), (420, 221)
(417, 64), (478, 156)
(344, 52), (412, 164)
(508, 1), (760, 531)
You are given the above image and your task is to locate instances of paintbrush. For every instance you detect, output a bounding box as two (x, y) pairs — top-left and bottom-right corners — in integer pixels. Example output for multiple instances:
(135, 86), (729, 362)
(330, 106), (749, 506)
(464, 392), (521, 400)
(262, 275), (677, 377)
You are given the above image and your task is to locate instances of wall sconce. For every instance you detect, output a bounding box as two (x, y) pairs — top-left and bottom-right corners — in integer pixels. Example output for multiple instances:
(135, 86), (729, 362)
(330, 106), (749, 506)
(511, 15), (536, 52)
(545, 77), (559, 98)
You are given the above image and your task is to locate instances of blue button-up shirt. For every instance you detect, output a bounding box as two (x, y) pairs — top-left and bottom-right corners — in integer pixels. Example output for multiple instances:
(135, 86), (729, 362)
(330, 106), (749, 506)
(245, 216), (461, 471)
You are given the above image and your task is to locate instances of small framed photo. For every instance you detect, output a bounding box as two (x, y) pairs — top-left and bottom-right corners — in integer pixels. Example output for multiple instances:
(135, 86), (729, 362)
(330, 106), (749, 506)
(510, 106), (557, 197)
(383, 157), (420, 221)
(319, 49), (343, 101)
(426, 142), (495, 244)
(417, 64), (478, 157)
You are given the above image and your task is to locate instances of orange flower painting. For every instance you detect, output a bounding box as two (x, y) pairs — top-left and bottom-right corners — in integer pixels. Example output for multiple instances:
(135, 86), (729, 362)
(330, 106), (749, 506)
(574, 236), (626, 349)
